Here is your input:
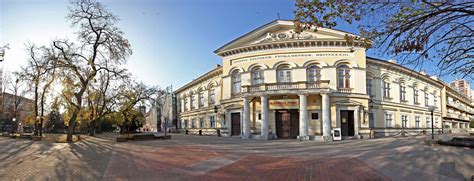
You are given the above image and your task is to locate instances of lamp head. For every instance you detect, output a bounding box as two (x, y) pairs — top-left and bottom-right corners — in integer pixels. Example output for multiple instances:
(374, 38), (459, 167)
(428, 105), (435, 112)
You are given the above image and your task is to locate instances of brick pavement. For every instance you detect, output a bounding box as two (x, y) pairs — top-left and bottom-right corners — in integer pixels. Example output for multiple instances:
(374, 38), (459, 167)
(1, 134), (473, 180)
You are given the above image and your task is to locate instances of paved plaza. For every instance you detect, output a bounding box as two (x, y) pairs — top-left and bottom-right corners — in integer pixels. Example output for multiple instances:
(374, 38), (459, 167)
(0, 134), (472, 180)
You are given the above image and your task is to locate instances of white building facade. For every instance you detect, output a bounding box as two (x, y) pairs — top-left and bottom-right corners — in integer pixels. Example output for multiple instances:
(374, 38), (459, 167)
(174, 20), (473, 140)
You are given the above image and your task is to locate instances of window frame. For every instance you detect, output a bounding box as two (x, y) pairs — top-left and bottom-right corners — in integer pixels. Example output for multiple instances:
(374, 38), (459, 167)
(337, 65), (351, 88)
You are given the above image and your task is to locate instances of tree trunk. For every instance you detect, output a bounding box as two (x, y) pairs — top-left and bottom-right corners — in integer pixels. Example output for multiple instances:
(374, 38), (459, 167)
(89, 119), (95, 136)
(67, 111), (79, 143)
(39, 89), (45, 137)
(34, 83), (39, 136)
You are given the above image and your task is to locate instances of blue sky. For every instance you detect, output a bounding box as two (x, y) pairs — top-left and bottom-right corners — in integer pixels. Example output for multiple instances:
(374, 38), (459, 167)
(1, 0), (471, 90)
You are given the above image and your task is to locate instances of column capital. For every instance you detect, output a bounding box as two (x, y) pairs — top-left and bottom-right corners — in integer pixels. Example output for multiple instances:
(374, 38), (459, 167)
(297, 91), (309, 96)
(257, 93), (268, 98)
(320, 91), (332, 96)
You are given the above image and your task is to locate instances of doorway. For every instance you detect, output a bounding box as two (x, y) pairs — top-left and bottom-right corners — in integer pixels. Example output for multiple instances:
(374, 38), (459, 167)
(340, 110), (354, 136)
(275, 110), (299, 139)
(231, 113), (241, 136)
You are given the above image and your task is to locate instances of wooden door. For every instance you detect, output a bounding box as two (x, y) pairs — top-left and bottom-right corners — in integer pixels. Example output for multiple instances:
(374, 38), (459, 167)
(289, 110), (299, 138)
(231, 113), (241, 136)
(340, 110), (354, 137)
(276, 110), (291, 139)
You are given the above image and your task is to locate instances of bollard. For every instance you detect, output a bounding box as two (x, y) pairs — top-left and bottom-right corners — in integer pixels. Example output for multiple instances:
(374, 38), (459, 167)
(422, 130), (426, 135)
(370, 130), (375, 139)
(185, 130), (189, 135)
(199, 130), (202, 136)
(217, 129), (221, 137)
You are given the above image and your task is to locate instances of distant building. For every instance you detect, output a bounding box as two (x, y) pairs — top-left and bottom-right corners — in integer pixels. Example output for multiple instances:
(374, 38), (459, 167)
(450, 79), (471, 99)
(0, 92), (34, 132)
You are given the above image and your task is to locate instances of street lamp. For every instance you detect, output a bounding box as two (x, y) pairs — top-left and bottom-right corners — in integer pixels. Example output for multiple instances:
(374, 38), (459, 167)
(12, 118), (16, 134)
(428, 106), (435, 140)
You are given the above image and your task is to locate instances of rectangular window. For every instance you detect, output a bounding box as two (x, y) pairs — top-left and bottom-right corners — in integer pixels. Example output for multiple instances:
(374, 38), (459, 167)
(184, 120), (188, 128)
(191, 95), (195, 110)
(400, 86), (406, 102)
(383, 81), (391, 98)
(199, 92), (205, 107)
(199, 118), (204, 128)
(415, 116), (420, 128)
(184, 99), (188, 111)
(433, 96), (437, 108)
(178, 119), (182, 129)
(209, 89), (215, 104)
(425, 92), (429, 106)
(258, 113), (261, 120)
(191, 119), (195, 128)
(401, 115), (408, 128)
(366, 79), (372, 96)
(369, 113), (375, 127)
(426, 116), (431, 128)
(209, 116), (215, 128)
(311, 113), (319, 120)
(414, 89), (419, 104)
(385, 113), (393, 127)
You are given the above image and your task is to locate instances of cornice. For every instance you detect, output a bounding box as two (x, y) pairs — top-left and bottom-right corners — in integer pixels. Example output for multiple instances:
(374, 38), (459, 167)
(218, 40), (366, 57)
(175, 67), (223, 94)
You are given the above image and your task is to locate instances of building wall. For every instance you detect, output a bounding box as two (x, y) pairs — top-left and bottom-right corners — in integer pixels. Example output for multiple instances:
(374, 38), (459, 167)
(174, 20), (473, 139)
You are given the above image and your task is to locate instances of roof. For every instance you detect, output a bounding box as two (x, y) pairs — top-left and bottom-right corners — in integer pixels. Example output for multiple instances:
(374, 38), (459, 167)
(174, 65), (223, 94)
(214, 19), (362, 54)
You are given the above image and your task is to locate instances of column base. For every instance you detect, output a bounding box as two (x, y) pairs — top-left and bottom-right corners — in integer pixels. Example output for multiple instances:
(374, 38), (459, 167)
(240, 134), (250, 139)
(323, 135), (333, 141)
(297, 135), (310, 141)
(256, 134), (269, 140)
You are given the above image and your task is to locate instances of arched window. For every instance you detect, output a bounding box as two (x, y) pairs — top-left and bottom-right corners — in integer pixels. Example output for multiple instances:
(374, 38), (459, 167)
(277, 65), (291, 83)
(251, 67), (264, 85)
(190, 94), (195, 110)
(383, 78), (391, 98)
(184, 97), (188, 111)
(413, 84), (419, 104)
(209, 87), (216, 105)
(231, 70), (241, 94)
(400, 82), (407, 102)
(199, 91), (205, 107)
(307, 65), (321, 82)
(337, 65), (350, 88)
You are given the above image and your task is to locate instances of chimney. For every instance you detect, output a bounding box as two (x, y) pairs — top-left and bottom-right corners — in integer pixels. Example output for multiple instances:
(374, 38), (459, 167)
(430, 75), (438, 81)
(215, 64), (221, 68)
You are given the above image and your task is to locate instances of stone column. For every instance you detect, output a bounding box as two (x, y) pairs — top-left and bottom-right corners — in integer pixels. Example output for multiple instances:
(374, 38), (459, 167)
(260, 95), (269, 140)
(242, 96), (251, 139)
(354, 106), (360, 138)
(298, 93), (309, 141)
(321, 93), (332, 140)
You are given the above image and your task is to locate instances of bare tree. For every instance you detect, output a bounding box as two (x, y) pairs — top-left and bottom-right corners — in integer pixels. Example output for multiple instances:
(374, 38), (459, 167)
(50, 0), (132, 142)
(294, 1), (473, 79)
(19, 43), (56, 136)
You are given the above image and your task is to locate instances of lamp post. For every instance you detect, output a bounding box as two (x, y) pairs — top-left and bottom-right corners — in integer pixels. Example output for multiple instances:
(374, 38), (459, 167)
(428, 106), (435, 140)
(12, 118), (16, 134)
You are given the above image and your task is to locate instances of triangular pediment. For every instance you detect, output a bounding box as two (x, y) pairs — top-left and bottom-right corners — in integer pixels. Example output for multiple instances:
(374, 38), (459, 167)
(214, 20), (360, 54)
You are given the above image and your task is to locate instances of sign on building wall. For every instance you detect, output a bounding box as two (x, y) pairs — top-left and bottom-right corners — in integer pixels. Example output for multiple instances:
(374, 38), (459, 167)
(269, 99), (299, 110)
(231, 52), (354, 65)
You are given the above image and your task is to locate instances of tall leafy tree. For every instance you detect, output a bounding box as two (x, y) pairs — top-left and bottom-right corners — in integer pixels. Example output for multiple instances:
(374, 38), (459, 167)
(294, 1), (473, 78)
(50, 0), (132, 142)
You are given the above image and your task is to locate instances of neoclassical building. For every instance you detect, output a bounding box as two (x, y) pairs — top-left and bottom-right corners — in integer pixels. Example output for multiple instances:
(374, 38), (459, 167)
(174, 20), (473, 140)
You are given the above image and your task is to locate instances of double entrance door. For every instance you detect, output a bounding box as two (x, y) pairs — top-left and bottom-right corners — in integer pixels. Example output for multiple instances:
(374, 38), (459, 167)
(340, 110), (355, 137)
(275, 110), (299, 139)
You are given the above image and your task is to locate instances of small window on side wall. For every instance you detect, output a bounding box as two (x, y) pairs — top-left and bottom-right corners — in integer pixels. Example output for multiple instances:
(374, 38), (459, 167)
(311, 113), (319, 120)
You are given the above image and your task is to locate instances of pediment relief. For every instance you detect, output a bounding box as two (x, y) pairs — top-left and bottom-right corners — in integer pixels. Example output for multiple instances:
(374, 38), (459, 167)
(252, 30), (317, 44)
